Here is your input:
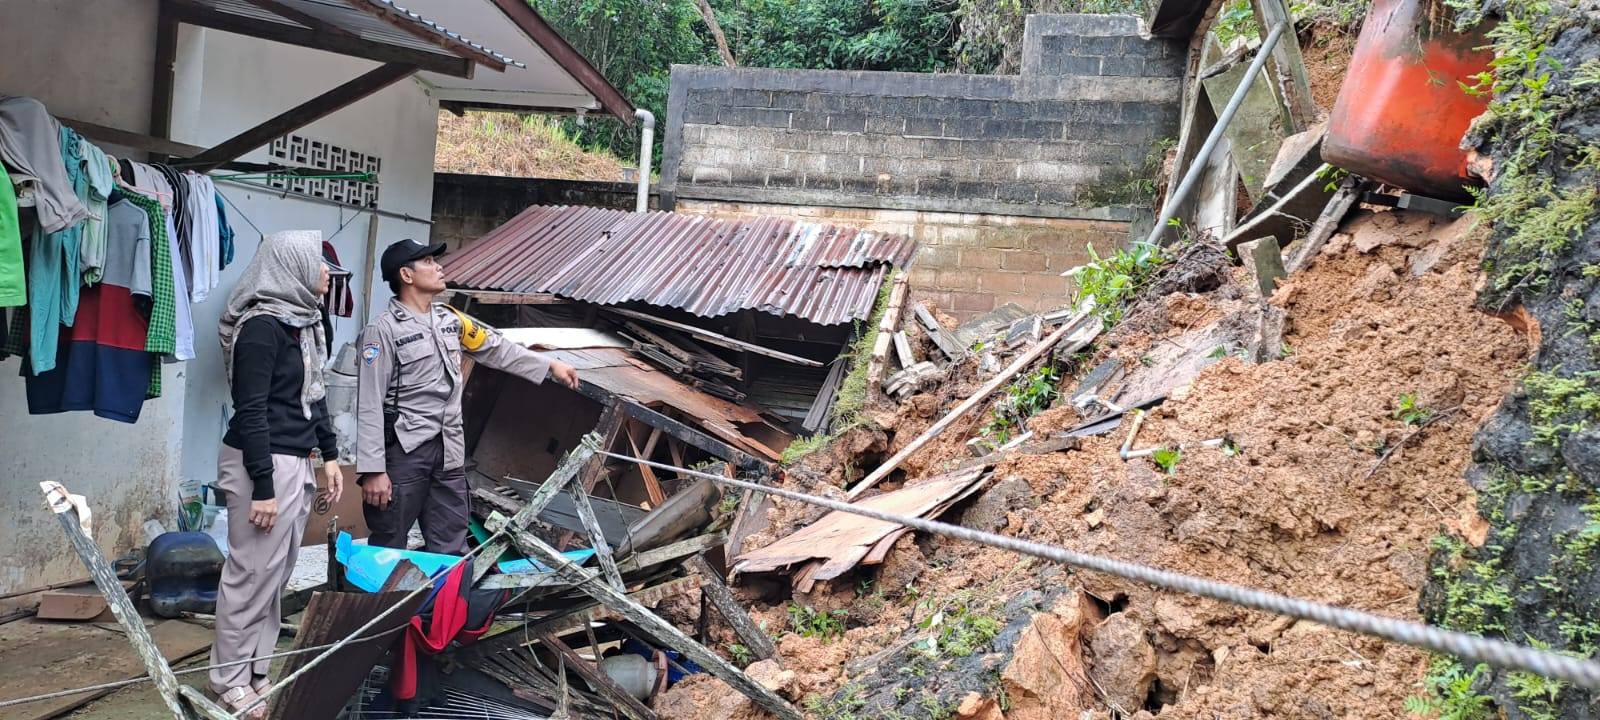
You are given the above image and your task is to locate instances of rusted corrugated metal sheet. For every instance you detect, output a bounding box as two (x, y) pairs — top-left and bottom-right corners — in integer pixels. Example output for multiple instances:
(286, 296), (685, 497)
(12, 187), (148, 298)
(444, 206), (917, 326)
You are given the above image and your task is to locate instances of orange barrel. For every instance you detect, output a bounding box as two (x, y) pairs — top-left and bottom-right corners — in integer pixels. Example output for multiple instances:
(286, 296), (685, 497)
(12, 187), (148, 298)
(1324, 0), (1495, 200)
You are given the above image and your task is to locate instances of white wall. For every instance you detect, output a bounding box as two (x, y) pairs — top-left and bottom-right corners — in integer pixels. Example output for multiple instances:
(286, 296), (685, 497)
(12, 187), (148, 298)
(0, 4), (439, 593)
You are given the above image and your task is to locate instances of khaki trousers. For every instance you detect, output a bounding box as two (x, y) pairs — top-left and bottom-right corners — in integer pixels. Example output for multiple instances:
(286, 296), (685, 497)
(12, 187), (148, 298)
(209, 443), (313, 693)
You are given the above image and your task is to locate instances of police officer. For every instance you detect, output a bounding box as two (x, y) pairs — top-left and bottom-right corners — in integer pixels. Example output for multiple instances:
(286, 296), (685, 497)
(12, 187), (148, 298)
(355, 239), (579, 554)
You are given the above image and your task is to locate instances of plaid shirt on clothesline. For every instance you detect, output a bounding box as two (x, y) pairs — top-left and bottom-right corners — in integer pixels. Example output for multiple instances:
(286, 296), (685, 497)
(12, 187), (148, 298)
(120, 191), (175, 397)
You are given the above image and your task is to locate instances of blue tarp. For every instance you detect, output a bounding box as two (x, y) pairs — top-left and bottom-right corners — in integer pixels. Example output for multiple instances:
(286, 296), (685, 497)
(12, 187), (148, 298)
(335, 531), (596, 592)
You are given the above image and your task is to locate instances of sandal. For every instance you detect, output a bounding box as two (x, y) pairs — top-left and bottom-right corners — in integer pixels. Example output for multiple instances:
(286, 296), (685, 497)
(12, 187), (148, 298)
(252, 676), (271, 695)
(219, 686), (268, 720)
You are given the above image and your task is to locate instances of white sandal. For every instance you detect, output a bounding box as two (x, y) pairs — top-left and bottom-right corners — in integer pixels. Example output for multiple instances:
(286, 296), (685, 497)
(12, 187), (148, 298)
(219, 686), (268, 720)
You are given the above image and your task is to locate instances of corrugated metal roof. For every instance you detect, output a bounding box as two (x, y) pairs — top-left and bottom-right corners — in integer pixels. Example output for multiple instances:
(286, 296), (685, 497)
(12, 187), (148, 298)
(444, 206), (918, 326)
(198, 0), (524, 67)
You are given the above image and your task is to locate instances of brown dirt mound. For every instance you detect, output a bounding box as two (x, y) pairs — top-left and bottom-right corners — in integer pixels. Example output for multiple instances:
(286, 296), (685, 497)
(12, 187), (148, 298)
(666, 209), (1527, 719)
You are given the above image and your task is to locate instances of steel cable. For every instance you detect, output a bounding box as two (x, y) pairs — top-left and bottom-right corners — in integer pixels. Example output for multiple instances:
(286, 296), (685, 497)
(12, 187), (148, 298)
(598, 451), (1600, 691)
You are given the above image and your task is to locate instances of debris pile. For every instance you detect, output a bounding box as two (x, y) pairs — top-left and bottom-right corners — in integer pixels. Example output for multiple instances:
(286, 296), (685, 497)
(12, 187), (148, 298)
(662, 205), (1529, 718)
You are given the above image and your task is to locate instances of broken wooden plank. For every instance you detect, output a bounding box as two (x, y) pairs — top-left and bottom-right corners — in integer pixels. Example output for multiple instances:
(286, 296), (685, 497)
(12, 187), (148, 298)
(1223, 163), (1335, 254)
(803, 358), (847, 432)
(866, 273), (911, 387)
(736, 467), (990, 590)
(1285, 175), (1362, 274)
(538, 634), (658, 720)
(914, 303), (965, 361)
(620, 532), (726, 572)
(847, 304), (1099, 499)
(39, 483), (202, 720)
(472, 437), (599, 585)
(495, 523), (804, 720)
(605, 308), (822, 367)
(892, 331), (916, 369)
(689, 555), (777, 662)
(568, 483), (627, 592)
(1253, 0), (1318, 131)
(627, 429), (668, 507)
(578, 404), (626, 493)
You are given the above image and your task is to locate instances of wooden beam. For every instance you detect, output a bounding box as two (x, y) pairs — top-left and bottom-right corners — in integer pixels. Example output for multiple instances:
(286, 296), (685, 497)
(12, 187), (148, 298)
(238, 0), (361, 39)
(567, 483), (626, 591)
(150, 2), (179, 148)
(485, 0), (638, 123)
(58, 117), (206, 158)
(167, 0), (472, 77)
(689, 555), (777, 662)
(184, 63), (418, 171)
(470, 436), (598, 585)
(498, 525), (803, 719)
(627, 427), (667, 506)
(1252, 0), (1317, 131)
(538, 634), (658, 720)
(604, 308), (823, 367)
(866, 273), (911, 387)
(578, 404), (625, 492)
(345, 0), (507, 72)
(847, 306), (1101, 500)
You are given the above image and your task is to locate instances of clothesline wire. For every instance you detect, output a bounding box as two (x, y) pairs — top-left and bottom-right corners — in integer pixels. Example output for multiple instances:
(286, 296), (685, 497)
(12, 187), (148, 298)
(597, 451), (1600, 692)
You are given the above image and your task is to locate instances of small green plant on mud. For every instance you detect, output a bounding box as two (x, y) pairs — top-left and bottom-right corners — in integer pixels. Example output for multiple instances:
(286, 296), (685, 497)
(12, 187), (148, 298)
(1404, 659), (1494, 720)
(915, 590), (1004, 659)
(804, 683), (866, 720)
(980, 365), (1060, 447)
(787, 603), (848, 641)
(726, 643), (752, 666)
(1151, 447), (1182, 475)
(1065, 241), (1168, 328)
(1394, 392), (1436, 427)
(1524, 368), (1600, 447)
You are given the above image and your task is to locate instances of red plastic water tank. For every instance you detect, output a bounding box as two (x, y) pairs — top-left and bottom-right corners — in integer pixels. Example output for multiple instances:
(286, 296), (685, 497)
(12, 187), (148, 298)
(1324, 0), (1495, 200)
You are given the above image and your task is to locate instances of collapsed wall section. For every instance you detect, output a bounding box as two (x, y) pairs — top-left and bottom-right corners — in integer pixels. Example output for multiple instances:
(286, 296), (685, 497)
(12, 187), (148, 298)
(660, 14), (1185, 319)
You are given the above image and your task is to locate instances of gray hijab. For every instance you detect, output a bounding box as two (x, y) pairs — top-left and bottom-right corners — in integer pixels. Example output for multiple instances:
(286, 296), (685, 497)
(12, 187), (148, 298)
(219, 229), (327, 419)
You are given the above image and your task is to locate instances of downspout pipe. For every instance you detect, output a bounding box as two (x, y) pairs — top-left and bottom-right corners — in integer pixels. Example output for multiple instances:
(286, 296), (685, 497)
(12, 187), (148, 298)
(1138, 21), (1288, 250)
(634, 109), (655, 213)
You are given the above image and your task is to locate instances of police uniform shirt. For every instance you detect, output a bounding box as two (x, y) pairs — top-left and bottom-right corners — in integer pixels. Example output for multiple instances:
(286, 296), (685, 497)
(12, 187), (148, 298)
(354, 298), (550, 474)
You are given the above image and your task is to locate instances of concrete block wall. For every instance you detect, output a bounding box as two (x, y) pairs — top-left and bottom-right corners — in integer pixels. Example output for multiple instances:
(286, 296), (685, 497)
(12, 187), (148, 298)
(660, 14), (1185, 318)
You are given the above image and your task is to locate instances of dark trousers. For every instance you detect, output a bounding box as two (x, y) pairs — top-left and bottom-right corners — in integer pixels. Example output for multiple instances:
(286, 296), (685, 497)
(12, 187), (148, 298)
(364, 433), (471, 555)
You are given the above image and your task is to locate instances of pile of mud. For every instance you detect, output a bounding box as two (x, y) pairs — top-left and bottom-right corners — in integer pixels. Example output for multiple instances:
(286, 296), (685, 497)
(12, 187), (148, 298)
(657, 209), (1529, 719)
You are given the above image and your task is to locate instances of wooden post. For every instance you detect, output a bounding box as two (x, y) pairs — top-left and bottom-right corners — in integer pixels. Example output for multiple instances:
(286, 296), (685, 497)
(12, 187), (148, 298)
(497, 524), (803, 720)
(847, 305), (1099, 500)
(150, 1), (178, 149)
(688, 555), (776, 661)
(627, 427), (667, 506)
(867, 274), (911, 387)
(41, 483), (230, 720)
(578, 404), (625, 492)
(1252, 0), (1318, 131)
(567, 484), (626, 591)
(471, 435), (598, 584)
(1247, 236), (1287, 297)
(538, 633), (658, 720)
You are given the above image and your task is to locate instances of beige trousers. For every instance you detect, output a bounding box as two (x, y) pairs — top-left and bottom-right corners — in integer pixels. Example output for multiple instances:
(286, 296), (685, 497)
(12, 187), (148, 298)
(209, 443), (313, 693)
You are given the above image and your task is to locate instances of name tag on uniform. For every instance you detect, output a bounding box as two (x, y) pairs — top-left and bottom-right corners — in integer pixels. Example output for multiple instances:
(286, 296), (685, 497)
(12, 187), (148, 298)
(395, 332), (426, 347)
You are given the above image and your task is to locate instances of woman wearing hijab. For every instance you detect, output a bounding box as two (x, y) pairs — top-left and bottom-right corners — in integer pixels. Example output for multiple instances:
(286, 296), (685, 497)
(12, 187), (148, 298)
(210, 229), (342, 718)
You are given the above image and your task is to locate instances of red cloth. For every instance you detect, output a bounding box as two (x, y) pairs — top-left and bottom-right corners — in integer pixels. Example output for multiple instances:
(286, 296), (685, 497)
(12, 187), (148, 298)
(392, 562), (500, 700)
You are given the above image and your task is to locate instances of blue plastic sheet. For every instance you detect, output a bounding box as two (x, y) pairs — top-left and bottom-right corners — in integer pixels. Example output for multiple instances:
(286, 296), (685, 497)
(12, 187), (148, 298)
(335, 532), (596, 592)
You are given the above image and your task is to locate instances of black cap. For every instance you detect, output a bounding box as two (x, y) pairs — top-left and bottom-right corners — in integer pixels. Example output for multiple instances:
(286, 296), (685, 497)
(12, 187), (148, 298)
(380, 239), (447, 283)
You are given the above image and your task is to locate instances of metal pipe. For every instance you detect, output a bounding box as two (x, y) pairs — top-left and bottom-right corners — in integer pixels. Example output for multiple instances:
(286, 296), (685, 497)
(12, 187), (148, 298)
(1139, 22), (1288, 250)
(634, 109), (655, 212)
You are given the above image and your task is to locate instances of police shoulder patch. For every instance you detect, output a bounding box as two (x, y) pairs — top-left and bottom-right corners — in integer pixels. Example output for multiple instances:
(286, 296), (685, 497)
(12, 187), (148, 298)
(362, 343), (381, 365)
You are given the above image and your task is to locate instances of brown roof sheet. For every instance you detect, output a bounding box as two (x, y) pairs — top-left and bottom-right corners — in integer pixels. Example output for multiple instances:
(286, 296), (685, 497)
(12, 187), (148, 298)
(444, 205), (917, 326)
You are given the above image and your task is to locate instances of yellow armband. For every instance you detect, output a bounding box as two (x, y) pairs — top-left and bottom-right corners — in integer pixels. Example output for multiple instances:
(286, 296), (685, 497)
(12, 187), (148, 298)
(446, 307), (491, 352)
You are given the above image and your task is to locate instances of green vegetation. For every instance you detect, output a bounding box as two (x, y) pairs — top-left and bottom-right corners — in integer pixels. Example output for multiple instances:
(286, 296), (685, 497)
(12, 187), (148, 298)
(1524, 368), (1600, 447)
(1212, 0), (1261, 46)
(1404, 659), (1495, 720)
(780, 275), (899, 466)
(914, 590), (1004, 659)
(980, 365), (1060, 448)
(1393, 392), (1436, 427)
(726, 642), (753, 666)
(1151, 447), (1182, 474)
(787, 603), (849, 641)
(804, 683), (867, 720)
(1065, 241), (1169, 328)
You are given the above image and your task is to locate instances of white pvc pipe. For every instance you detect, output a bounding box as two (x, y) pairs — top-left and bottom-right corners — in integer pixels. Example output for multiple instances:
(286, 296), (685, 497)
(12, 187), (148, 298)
(634, 109), (655, 212)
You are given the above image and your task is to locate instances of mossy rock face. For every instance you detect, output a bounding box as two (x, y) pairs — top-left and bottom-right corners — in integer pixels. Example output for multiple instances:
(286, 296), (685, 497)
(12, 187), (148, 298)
(1421, 7), (1600, 719)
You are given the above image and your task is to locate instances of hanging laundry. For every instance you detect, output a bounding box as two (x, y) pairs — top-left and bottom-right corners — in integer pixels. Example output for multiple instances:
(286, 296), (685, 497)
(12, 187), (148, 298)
(0, 96), (88, 233)
(128, 163), (194, 362)
(152, 164), (193, 292)
(118, 190), (175, 397)
(180, 173), (220, 301)
(24, 125), (89, 375)
(79, 139), (114, 285)
(322, 241), (354, 317)
(0, 162), (22, 308)
(215, 191), (234, 271)
(26, 195), (154, 422)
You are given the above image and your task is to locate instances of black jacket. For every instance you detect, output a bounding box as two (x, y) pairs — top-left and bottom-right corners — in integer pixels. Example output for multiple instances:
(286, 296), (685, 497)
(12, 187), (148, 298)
(223, 316), (338, 500)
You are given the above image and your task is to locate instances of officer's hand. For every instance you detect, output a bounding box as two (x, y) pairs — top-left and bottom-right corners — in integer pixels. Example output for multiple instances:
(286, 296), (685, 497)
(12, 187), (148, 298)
(324, 461), (344, 504)
(249, 499), (279, 531)
(362, 473), (393, 509)
(551, 360), (580, 390)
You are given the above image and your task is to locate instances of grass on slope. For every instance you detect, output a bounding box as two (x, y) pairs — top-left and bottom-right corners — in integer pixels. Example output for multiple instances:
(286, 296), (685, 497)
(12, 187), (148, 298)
(435, 111), (627, 181)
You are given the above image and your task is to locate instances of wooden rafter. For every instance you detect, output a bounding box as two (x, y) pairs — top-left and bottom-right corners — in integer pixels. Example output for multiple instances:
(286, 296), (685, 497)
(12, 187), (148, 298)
(238, 0), (361, 39)
(183, 62), (419, 171)
(165, 0), (472, 77)
(343, 0), (508, 72)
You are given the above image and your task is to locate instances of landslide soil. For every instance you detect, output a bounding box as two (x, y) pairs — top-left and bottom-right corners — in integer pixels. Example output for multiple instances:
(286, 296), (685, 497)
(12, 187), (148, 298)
(657, 208), (1529, 719)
